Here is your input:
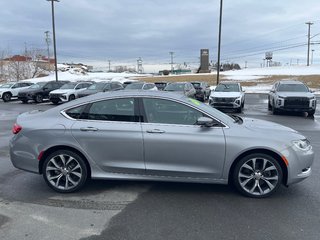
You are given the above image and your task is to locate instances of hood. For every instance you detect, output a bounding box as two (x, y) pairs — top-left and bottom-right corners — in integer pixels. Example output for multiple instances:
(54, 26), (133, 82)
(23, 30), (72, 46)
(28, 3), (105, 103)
(19, 88), (41, 94)
(276, 92), (315, 98)
(243, 117), (303, 136)
(50, 89), (73, 94)
(0, 88), (12, 92)
(211, 92), (241, 98)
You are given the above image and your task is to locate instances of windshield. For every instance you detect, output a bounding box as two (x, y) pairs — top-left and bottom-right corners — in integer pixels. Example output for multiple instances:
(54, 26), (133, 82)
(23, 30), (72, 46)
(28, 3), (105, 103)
(125, 83), (144, 90)
(191, 83), (201, 88)
(215, 83), (240, 92)
(165, 83), (185, 91)
(278, 84), (309, 92)
(29, 82), (47, 89)
(0, 83), (14, 88)
(60, 83), (77, 89)
(88, 82), (108, 90)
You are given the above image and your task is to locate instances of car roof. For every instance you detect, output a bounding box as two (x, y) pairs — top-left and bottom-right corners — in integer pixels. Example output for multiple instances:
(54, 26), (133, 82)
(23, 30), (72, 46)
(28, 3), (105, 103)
(278, 80), (305, 85)
(218, 82), (240, 85)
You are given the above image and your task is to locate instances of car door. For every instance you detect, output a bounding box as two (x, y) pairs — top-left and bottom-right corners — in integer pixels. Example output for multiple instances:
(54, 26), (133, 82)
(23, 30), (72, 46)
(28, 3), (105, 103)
(70, 97), (145, 174)
(140, 97), (226, 179)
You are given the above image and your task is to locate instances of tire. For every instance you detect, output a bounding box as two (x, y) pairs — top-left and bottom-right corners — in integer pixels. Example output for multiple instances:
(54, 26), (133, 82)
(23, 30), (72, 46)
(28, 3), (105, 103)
(236, 106), (242, 113)
(2, 92), (12, 102)
(232, 153), (283, 198)
(68, 94), (76, 101)
(268, 100), (272, 111)
(308, 110), (315, 117)
(21, 99), (28, 104)
(272, 101), (278, 115)
(42, 150), (88, 193)
(51, 100), (59, 105)
(35, 94), (43, 103)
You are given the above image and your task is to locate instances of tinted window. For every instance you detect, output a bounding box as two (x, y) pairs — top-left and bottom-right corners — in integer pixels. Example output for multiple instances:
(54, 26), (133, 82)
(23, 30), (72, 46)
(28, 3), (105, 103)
(215, 83), (240, 92)
(143, 84), (155, 90)
(143, 98), (204, 125)
(61, 83), (77, 89)
(192, 83), (201, 88)
(88, 83), (107, 90)
(125, 83), (144, 90)
(164, 83), (185, 91)
(277, 83), (309, 92)
(85, 98), (137, 122)
(65, 104), (87, 119)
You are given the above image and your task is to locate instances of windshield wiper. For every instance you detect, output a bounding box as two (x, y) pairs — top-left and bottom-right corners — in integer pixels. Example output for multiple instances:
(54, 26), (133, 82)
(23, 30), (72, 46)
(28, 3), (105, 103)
(229, 114), (243, 124)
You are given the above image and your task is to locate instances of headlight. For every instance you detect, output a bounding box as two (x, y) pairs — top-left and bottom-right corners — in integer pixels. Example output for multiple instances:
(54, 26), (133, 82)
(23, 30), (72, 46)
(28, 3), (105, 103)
(292, 139), (312, 151)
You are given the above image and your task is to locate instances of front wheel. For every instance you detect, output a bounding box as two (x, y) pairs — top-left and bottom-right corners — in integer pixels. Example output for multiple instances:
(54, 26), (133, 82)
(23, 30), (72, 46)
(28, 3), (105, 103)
(42, 150), (88, 193)
(308, 110), (315, 117)
(35, 94), (43, 103)
(232, 153), (283, 198)
(2, 92), (11, 102)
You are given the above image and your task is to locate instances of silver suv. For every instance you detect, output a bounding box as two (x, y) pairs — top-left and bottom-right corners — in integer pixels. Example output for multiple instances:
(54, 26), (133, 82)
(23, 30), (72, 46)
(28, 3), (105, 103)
(268, 80), (316, 116)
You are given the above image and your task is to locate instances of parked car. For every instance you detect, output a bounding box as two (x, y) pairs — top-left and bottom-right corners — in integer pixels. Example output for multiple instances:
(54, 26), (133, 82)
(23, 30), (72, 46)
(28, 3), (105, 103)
(0, 82), (34, 102)
(17, 81), (69, 103)
(191, 81), (211, 102)
(125, 82), (158, 91)
(209, 82), (245, 113)
(10, 91), (314, 198)
(164, 82), (196, 98)
(154, 82), (168, 91)
(78, 81), (123, 98)
(49, 82), (93, 104)
(268, 80), (317, 116)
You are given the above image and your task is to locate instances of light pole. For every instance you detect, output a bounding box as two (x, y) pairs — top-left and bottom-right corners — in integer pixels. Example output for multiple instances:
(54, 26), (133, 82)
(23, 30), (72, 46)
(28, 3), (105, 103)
(216, 0), (223, 85)
(306, 22), (313, 66)
(47, 0), (59, 81)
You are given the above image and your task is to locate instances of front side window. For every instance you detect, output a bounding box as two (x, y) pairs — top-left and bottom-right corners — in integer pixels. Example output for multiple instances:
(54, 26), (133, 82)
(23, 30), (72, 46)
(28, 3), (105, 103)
(85, 98), (137, 122)
(142, 98), (204, 125)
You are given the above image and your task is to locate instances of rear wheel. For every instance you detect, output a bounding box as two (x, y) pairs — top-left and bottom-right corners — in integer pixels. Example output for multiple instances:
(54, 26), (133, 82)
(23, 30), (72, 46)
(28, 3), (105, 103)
(233, 153), (283, 198)
(51, 99), (59, 105)
(268, 100), (272, 110)
(42, 150), (88, 193)
(2, 92), (12, 102)
(21, 99), (28, 104)
(272, 101), (279, 115)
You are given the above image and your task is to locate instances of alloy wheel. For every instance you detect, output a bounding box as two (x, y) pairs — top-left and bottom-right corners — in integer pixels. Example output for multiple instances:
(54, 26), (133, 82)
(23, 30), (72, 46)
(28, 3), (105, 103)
(44, 152), (86, 192)
(234, 154), (282, 198)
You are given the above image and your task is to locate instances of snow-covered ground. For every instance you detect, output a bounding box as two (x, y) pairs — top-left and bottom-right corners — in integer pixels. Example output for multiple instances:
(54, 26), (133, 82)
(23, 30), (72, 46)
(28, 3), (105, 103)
(17, 65), (320, 95)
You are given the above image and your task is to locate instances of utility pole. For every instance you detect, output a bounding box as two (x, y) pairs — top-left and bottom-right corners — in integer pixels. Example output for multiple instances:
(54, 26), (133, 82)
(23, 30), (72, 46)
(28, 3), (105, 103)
(216, 0), (223, 85)
(47, 0), (59, 82)
(169, 52), (174, 74)
(44, 31), (51, 67)
(108, 60), (111, 72)
(306, 22), (314, 66)
(311, 49), (315, 65)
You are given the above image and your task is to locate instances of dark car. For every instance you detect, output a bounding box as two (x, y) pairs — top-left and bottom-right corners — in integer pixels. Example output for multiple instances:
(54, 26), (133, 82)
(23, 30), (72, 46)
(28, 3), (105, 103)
(164, 82), (196, 98)
(18, 81), (69, 103)
(78, 81), (123, 98)
(154, 82), (168, 91)
(268, 80), (317, 116)
(191, 81), (211, 102)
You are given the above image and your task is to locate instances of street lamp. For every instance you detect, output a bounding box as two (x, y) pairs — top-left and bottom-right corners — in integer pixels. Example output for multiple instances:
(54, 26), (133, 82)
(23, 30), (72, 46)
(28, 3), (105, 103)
(47, 0), (59, 82)
(216, 0), (223, 85)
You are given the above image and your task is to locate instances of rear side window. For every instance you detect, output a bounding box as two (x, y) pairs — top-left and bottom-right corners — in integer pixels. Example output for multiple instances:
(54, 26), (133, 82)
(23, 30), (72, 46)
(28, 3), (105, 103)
(65, 105), (87, 119)
(84, 98), (137, 122)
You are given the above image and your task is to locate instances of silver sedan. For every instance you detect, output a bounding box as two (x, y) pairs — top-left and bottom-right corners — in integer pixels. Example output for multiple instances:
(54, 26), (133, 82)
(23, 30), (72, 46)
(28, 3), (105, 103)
(10, 91), (314, 198)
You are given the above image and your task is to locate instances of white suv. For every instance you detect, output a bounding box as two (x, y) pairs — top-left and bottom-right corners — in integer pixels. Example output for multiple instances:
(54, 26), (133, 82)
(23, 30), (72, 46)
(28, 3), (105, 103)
(0, 82), (34, 102)
(49, 82), (93, 104)
(209, 82), (245, 113)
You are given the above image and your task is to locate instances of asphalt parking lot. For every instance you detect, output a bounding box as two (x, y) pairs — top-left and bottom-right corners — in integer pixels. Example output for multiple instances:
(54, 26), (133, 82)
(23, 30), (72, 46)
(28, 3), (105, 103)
(0, 94), (320, 240)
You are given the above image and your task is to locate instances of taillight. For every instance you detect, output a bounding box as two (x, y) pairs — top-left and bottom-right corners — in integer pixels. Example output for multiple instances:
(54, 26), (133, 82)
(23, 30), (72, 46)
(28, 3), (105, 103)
(12, 123), (22, 134)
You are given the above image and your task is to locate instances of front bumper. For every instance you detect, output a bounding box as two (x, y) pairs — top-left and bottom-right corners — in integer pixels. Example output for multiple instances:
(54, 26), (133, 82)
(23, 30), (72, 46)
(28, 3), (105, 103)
(209, 98), (241, 109)
(281, 144), (314, 185)
(49, 94), (69, 103)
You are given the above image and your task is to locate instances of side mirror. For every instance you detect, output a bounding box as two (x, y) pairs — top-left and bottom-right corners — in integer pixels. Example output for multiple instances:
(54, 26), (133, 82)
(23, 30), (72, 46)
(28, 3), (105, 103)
(196, 117), (215, 127)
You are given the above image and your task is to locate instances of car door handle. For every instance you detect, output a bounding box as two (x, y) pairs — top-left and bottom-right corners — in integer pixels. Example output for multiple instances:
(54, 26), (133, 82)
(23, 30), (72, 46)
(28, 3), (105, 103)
(146, 129), (165, 134)
(80, 127), (99, 132)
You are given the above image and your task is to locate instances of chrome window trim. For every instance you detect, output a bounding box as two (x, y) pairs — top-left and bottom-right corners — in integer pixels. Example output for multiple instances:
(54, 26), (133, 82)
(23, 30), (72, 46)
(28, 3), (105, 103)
(60, 95), (230, 128)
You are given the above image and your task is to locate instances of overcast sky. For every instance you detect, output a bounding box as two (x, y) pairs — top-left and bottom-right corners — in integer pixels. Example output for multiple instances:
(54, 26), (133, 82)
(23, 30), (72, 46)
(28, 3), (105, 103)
(1, 0), (320, 68)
